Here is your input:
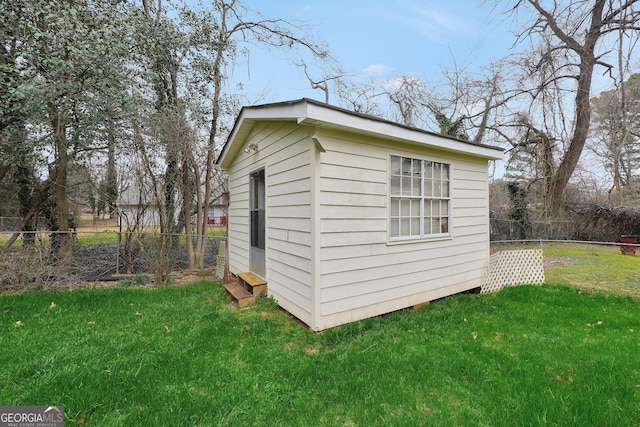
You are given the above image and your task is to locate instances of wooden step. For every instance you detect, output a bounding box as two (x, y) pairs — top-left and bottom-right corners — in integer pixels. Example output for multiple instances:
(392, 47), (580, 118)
(224, 281), (256, 309)
(237, 272), (267, 298)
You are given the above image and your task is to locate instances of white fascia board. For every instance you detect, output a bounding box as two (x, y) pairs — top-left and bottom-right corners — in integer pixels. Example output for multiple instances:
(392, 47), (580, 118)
(217, 116), (254, 170)
(217, 103), (307, 170)
(218, 99), (503, 169)
(301, 101), (504, 160)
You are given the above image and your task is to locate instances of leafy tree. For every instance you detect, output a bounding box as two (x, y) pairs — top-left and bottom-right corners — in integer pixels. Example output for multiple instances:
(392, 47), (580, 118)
(1, 0), (43, 245)
(434, 112), (469, 140)
(507, 181), (532, 240)
(1, 0), (133, 263)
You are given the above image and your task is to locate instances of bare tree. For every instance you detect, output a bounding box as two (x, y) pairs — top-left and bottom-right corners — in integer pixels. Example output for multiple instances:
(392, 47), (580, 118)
(590, 73), (640, 191)
(333, 76), (385, 117)
(504, 114), (557, 212)
(329, 59), (512, 147)
(331, 73), (433, 128)
(298, 60), (343, 104)
(505, 0), (640, 216)
(182, 0), (329, 270)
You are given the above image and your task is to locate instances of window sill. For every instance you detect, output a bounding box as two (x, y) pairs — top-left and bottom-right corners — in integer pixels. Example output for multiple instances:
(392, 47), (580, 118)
(387, 234), (453, 246)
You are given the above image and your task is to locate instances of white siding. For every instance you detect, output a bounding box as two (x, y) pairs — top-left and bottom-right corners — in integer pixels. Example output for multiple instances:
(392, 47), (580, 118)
(221, 100), (501, 332)
(315, 128), (491, 330)
(227, 122), (314, 325)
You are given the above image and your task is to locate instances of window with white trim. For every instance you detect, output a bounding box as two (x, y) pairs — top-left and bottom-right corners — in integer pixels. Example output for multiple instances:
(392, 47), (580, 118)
(389, 155), (450, 240)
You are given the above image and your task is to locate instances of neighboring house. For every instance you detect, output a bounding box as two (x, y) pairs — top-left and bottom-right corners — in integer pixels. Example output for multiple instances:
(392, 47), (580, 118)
(207, 204), (227, 225)
(118, 180), (227, 228)
(117, 181), (161, 228)
(217, 98), (504, 331)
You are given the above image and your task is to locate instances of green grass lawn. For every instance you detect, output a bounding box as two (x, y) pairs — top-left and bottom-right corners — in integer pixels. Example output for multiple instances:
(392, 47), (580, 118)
(2, 280), (639, 426)
(0, 231), (124, 246)
(543, 242), (640, 297)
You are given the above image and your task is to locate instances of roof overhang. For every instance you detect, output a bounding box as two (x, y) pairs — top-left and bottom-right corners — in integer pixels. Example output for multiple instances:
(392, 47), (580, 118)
(217, 98), (504, 170)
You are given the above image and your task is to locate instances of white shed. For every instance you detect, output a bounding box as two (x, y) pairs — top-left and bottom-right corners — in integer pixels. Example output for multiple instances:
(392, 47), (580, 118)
(217, 98), (503, 331)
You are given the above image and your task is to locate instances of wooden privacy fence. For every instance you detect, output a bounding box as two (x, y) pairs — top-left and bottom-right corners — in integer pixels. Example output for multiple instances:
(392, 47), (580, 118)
(481, 249), (545, 294)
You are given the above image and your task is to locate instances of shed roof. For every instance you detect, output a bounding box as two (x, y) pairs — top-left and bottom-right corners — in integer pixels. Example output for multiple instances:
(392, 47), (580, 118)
(217, 98), (504, 169)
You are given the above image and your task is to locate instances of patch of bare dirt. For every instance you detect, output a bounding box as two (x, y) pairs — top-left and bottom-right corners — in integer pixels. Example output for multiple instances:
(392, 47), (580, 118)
(543, 257), (569, 268)
(1, 266), (220, 294)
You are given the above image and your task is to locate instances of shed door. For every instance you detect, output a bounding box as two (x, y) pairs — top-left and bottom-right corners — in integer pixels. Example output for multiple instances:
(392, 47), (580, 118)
(249, 169), (265, 278)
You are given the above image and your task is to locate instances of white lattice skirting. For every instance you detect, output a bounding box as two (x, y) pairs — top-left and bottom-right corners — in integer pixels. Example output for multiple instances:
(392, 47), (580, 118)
(481, 249), (545, 294)
(215, 240), (226, 279)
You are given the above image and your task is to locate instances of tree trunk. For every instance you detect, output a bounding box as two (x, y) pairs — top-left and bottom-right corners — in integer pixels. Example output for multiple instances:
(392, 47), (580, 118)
(106, 125), (118, 217)
(50, 105), (71, 269)
(182, 154), (195, 269)
(545, 67), (596, 215)
(540, 132), (554, 217)
(193, 160), (205, 270)
(13, 124), (37, 247)
(16, 163), (36, 247)
(163, 153), (177, 237)
(532, 0), (604, 216)
(196, 9), (228, 270)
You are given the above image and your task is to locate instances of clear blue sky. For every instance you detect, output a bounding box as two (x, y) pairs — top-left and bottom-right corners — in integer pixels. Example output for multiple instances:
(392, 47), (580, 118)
(230, 0), (516, 104)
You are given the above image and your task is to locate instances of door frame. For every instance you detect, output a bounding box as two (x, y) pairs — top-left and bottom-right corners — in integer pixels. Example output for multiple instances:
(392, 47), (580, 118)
(249, 168), (266, 278)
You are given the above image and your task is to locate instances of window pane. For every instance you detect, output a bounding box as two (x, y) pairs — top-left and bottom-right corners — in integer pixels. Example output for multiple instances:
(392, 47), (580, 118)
(432, 218), (440, 234)
(402, 157), (412, 175)
(423, 217), (431, 234)
(441, 200), (449, 215)
(434, 162), (442, 179)
(412, 178), (421, 196)
(441, 164), (450, 197)
(390, 175), (400, 195)
(391, 198), (400, 216)
(411, 199), (420, 216)
(411, 218), (420, 235)
(411, 158), (421, 176)
(441, 217), (449, 233)
(251, 211), (259, 246)
(425, 179), (433, 197)
(400, 199), (410, 216)
(400, 218), (410, 236)
(250, 175), (258, 209)
(402, 177), (411, 195)
(391, 156), (401, 175)
(391, 218), (400, 237)
(424, 199), (431, 217)
(257, 210), (265, 248)
(433, 180), (442, 197)
(442, 181), (450, 197)
(258, 172), (265, 209)
(424, 161), (433, 179)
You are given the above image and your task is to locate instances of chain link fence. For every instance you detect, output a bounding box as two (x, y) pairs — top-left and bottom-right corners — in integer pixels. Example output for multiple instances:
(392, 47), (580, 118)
(0, 227), (226, 292)
(0, 217), (48, 232)
(490, 218), (579, 241)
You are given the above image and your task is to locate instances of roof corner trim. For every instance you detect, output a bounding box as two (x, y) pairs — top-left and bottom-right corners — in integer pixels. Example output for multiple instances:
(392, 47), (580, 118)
(311, 133), (326, 152)
(297, 117), (314, 126)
